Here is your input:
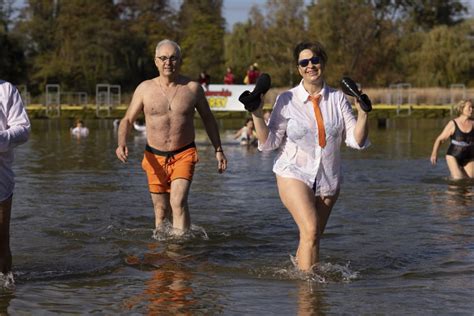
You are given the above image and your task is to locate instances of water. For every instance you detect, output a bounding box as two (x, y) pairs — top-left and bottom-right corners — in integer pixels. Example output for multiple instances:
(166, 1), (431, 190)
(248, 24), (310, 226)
(1, 117), (472, 314)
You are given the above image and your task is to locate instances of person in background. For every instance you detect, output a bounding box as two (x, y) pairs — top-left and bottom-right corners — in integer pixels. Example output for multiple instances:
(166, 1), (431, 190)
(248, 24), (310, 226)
(70, 119), (89, 137)
(234, 117), (257, 146)
(198, 70), (211, 91)
(251, 41), (369, 272)
(116, 39), (227, 236)
(247, 63), (260, 84)
(133, 118), (146, 134)
(431, 99), (473, 179)
(0, 80), (31, 284)
(223, 67), (235, 85)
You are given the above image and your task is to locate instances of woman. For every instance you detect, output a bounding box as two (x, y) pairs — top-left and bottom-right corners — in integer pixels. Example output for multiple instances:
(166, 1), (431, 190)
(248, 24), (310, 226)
(0, 80), (30, 281)
(252, 41), (369, 272)
(234, 118), (257, 146)
(430, 99), (473, 179)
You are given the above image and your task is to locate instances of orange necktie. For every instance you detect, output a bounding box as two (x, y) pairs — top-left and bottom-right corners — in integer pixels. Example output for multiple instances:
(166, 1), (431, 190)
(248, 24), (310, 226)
(309, 95), (326, 148)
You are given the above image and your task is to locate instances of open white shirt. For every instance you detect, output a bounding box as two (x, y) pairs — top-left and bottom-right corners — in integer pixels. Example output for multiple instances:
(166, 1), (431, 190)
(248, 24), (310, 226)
(259, 81), (369, 196)
(0, 81), (31, 201)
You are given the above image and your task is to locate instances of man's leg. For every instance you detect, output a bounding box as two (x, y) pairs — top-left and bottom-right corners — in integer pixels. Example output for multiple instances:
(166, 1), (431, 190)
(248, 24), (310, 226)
(0, 195), (13, 274)
(169, 179), (192, 234)
(150, 193), (172, 229)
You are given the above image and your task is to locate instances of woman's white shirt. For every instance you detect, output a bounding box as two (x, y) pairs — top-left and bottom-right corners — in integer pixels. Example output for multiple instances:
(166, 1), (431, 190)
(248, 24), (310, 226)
(0, 81), (31, 201)
(259, 80), (369, 196)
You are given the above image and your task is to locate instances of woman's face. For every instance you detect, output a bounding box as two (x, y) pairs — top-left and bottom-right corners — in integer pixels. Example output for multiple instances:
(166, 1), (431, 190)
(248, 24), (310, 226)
(297, 49), (324, 85)
(462, 101), (473, 117)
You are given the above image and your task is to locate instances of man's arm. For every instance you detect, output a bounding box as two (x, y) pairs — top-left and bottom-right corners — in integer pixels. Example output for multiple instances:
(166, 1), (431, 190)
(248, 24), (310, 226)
(193, 83), (227, 173)
(116, 83), (145, 163)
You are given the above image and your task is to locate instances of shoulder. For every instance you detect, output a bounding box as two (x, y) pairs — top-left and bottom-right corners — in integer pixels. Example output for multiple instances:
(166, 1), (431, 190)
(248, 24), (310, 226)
(134, 79), (155, 94)
(182, 76), (201, 92)
(325, 85), (345, 100)
(0, 80), (15, 96)
(276, 88), (297, 105)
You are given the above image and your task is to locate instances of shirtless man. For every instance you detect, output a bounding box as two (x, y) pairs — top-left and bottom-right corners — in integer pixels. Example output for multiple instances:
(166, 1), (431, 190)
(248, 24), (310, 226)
(116, 39), (227, 234)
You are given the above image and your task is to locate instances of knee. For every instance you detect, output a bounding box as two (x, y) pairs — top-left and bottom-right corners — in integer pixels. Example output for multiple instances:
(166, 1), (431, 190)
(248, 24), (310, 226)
(299, 225), (320, 246)
(169, 196), (187, 212)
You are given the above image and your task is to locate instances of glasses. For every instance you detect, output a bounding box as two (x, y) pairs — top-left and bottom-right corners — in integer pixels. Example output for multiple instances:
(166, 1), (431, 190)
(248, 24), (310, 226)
(298, 56), (320, 67)
(156, 55), (178, 63)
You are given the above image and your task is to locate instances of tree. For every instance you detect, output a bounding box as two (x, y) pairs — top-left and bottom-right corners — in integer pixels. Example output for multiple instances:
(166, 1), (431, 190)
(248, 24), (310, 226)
(18, 0), (121, 93)
(178, 0), (225, 82)
(398, 0), (468, 31)
(116, 0), (177, 88)
(243, 0), (307, 87)
(406, 19), (474, 86)
(0, 0), (27, 83)
(307, 0), (401, 87)
(224, 21), (258, 84)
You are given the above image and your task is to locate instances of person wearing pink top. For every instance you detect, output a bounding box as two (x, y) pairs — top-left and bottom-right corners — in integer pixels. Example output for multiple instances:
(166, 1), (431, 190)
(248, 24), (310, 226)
(0, 80), (30, 282)
(251, 42), (370, 272)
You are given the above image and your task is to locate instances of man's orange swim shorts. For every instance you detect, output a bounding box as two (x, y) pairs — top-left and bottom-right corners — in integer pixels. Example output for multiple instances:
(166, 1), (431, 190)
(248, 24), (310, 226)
(141, 142), (199, 193)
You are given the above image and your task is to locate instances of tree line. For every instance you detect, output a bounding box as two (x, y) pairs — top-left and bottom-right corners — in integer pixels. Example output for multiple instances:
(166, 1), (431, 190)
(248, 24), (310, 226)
(0, 0), (472, 97)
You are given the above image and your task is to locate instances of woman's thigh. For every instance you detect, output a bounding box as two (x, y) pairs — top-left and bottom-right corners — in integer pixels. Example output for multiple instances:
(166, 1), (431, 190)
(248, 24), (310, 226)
(276, 176), (318, 233)
(446, 155), (467, 180)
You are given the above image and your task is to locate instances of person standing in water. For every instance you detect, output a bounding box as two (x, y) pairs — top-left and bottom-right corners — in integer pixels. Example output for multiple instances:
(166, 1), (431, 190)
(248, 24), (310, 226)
(251, 41), (370, 272)
(116, 39), (227, 235)
(0, 80), (31, 282)
(431, 99), (473, 179)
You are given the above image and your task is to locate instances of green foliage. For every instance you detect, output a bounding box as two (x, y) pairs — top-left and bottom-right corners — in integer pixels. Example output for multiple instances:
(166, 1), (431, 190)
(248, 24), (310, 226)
(406, 19), (473, 86)
(245, 0), (307, 87)
(398, 0), (468, 31)
(224, 21), (257, 84)
(3, 0), (472, 95)
(178, 0), (225, 82)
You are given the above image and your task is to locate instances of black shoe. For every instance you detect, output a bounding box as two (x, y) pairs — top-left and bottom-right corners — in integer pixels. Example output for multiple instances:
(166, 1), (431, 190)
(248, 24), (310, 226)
(340, 77), (372, 112)
(239, 73), (272, 112)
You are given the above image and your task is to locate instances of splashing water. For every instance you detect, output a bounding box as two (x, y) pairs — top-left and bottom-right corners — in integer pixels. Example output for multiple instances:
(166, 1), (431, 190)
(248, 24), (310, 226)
(272, 255), (359, 284)
(0, 272), (15, 291)
(152, 222), (209, 241)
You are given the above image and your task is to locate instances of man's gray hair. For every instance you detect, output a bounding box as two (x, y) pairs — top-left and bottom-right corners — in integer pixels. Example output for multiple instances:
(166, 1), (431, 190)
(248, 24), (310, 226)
(155, 39), (182, 59)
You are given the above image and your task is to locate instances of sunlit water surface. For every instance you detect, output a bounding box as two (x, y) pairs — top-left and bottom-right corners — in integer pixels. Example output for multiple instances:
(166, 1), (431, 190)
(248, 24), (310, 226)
(1, 117), (472, 314)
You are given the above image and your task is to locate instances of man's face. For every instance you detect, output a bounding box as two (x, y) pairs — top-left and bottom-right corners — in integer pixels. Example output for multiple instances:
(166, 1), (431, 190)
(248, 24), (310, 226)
(154, 43), (180, 76)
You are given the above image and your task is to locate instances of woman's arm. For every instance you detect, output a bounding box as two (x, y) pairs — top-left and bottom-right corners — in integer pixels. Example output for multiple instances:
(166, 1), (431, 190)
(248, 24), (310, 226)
(430, 121), (454, 165)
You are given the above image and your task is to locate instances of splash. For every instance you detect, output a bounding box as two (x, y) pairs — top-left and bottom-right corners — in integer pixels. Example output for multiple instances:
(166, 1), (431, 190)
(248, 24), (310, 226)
(0, 272), (15, 291)
(152, 222), (209, 242)
(272, 255), (359, 284)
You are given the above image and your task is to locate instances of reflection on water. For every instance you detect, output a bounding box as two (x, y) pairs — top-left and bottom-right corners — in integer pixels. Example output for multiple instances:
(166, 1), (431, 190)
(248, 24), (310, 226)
(0, 118), (472, 314)
(123, 243), (198, 314)
(296, 281), (327, 316)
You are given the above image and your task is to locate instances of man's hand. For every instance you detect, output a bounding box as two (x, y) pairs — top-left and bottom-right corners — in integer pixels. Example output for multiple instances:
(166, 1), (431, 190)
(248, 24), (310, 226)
(216, 151), (227, 173)
(116, 145), (129, 163)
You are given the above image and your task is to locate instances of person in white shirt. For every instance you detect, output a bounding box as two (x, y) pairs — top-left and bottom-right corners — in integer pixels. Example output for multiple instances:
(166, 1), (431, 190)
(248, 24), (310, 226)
(0, 80), (31, 278)
(70, 119), (89, 137)
(252, 41), (370, 272)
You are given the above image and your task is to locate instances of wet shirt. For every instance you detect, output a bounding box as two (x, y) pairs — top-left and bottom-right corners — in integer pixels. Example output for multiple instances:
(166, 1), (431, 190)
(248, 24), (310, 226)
(258, 81), (369, 196)
(0, 81), (31, 201)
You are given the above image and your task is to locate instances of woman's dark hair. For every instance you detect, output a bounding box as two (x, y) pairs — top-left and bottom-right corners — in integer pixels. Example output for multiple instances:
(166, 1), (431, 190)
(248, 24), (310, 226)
(293, 41), (328, 66)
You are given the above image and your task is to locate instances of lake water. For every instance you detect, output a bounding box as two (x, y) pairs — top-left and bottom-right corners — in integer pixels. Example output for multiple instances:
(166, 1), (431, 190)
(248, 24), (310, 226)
(1, 117), (472, 315)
